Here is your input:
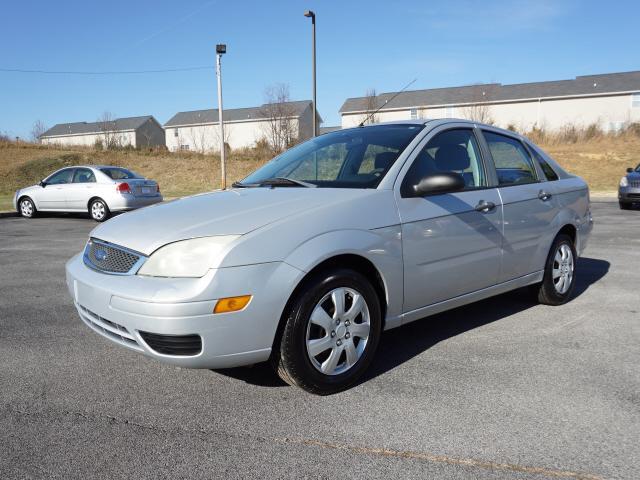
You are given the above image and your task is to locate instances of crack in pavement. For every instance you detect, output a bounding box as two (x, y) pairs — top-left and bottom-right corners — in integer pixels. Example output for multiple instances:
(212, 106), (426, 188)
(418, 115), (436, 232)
(6, 406), (605, 480)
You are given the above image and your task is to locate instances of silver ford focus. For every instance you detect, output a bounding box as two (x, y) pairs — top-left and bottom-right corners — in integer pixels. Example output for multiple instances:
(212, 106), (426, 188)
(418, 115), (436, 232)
(65, 120), (593, 394)
(14, 165), (162, 222)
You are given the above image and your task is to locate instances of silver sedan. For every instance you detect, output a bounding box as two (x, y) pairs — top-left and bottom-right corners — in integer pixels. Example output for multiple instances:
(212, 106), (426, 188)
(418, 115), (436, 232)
(14, 165), (163, 221)
(65, 120), (593, 394)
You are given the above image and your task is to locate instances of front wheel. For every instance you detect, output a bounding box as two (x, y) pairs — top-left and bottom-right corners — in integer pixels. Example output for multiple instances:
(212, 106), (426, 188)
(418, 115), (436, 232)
(19, 197), (36, 218)
(89, 198), (110, 222)
(532, 234), (577, 306)
(273, 268), (382, 395)
(619, 202), (631, 210)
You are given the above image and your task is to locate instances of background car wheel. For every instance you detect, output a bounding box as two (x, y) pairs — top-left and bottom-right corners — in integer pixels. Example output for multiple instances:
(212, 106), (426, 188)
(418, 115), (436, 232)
(19, 197), (36, 218)
(89, 199), (110, 222)
(532, 234), (577, 306)
(273, 267), (382, 395)
(619, 202), (631, 210)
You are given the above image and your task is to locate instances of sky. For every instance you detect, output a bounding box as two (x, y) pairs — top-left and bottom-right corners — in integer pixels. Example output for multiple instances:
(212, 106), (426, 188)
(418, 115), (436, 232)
(1, 0), (639, 139)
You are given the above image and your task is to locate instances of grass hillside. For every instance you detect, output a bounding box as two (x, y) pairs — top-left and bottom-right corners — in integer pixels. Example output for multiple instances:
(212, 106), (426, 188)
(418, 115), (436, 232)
(1, 132), (637, 211)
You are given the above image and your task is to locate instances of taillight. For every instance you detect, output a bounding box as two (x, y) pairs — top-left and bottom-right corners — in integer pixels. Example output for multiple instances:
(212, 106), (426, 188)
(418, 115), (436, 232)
(156, 183), (161, 193)
(116, 182), (131, 193)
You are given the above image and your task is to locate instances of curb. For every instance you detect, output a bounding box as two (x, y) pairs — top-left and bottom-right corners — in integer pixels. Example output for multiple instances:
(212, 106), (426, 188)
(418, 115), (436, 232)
(0, 211), (17, 218)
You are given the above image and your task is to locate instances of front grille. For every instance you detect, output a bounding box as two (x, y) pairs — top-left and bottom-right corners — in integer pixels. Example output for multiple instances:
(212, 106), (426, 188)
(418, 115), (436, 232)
(627, 193), (640, 199)
(629, 180), (640, 188)
(84, 239), (142, 274)
(77, 304), (142, 351)
(139, 331), (202, 356)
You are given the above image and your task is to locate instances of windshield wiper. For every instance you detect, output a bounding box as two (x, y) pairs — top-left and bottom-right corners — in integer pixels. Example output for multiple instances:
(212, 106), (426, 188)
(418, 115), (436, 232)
(233, 177), (316, 188)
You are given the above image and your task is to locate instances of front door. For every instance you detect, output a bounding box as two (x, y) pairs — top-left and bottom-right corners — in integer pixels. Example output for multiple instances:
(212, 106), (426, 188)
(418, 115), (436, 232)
(38, 168), (75, 209)
(396, 127), (503, 314)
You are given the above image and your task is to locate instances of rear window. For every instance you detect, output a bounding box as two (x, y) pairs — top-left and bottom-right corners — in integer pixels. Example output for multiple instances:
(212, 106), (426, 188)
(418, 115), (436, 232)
(483, 131), (538, 186)
(99, 167), (141, 180)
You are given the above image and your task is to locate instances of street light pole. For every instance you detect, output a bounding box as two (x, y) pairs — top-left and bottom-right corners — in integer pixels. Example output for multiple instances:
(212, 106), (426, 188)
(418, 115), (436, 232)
(216, 44), (227, 189)
(304, 10), (317, 137)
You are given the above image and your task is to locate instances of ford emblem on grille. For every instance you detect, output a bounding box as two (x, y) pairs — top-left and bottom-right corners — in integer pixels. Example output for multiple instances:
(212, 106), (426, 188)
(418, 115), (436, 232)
(95, 249), (108, 262)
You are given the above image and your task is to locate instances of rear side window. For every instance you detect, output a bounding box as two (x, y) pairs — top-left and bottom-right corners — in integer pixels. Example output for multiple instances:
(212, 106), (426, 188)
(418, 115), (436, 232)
(527, 144), (559, 181)
(73, 168), (96, 183)
(46, 169), (74, 185)
(100, 167), (140, 180)
(483, 131), (538, 186)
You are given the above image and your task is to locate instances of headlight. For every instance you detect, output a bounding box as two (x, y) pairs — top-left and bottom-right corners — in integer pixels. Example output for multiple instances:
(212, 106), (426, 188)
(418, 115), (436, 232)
(620, 176), (629, 187)
(138, 236), (239, 278)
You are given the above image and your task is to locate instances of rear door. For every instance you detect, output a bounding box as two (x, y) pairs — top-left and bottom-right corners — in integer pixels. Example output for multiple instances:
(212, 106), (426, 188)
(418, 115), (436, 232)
(67, 168), (97, 210)
(395, 125), (503, 314)
(480, 129), (557, 281)
(38, 168), (75, 209)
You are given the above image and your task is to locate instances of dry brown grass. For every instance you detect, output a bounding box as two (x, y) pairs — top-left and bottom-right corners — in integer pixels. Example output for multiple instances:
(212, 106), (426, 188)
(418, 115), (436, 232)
(1, 129), (636, 211)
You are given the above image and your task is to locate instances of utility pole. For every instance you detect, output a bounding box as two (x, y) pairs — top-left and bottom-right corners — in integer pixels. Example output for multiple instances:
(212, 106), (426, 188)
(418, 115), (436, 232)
(216, 44), (227, 189)
(304, 10), (317, 137)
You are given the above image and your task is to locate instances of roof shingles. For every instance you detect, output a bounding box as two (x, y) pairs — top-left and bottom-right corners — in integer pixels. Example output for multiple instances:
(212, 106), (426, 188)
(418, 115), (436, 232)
(41, 116), (155, 138)
(340, 71), (640, 113)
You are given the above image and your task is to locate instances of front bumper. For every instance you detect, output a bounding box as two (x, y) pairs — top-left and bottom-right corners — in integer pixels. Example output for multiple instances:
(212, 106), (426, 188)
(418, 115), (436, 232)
(109, 193), (163, 212)
(65, 253), (304, 368)
(618, 186), (640, 203)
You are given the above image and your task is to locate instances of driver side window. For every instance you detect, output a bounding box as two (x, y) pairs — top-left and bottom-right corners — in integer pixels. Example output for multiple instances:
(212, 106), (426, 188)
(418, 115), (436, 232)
(401, 129), (485, 196)
(47, 169), (75, 185)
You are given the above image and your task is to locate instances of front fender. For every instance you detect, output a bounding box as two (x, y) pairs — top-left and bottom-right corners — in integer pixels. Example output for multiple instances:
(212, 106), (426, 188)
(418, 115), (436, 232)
(284, 227), (403, 329)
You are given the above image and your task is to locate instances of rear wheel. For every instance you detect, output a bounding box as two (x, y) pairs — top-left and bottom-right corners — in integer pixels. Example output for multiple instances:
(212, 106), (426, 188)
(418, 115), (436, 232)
(532, 234), (577, 306)
(273, 268), (382, 395)
(89, 198), (110, 222)
(19, 197), (36, 218)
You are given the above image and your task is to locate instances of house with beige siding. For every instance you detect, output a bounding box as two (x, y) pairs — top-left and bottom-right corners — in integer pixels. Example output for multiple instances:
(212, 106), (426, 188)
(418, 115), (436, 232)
(340, 71), (640, 133)
(164, 100), (321, 152)
(40, 116), (165, 148)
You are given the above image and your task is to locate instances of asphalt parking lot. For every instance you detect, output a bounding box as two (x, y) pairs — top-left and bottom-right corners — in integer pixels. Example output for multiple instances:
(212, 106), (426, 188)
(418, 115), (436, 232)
(0, 202), (638, 480)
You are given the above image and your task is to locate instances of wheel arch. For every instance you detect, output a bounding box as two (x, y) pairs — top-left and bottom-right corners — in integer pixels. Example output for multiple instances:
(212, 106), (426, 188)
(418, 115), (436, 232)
(87, 196), (107, 211)
(17, 194), (36, 210)
(271, 252), (390, 356)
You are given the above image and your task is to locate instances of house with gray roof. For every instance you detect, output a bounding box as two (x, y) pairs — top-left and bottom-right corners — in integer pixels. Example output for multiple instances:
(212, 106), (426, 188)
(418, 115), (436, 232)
(164, 100), (322, 152)
(340, 70), (640, 132)
(40, 115), (165, 148)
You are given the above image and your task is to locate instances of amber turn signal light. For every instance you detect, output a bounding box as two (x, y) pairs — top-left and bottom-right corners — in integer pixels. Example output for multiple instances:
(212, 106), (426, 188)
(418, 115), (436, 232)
(214, 295), (252, 314)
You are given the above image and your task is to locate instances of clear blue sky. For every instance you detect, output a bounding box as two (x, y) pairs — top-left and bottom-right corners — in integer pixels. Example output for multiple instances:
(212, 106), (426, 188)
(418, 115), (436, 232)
(1, 0), (638, 139)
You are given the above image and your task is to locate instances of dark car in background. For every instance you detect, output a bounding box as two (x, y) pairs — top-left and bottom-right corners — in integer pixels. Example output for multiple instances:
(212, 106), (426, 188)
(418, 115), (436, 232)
(619, 164), (640, 210)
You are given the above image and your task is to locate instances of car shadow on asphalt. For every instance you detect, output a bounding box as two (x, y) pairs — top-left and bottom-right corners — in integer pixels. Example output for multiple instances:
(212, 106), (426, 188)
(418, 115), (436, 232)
(212, 257), (609, 390)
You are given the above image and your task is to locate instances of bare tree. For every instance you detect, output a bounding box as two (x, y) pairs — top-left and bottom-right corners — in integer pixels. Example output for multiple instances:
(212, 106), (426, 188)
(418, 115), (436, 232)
(461, 85), (495, 124)
(359, 88), (379, 125)
(213, 123), (233, 154)
(260, 83), (297, 154)
(188, 127), (208, 154)
(98, 111), (121, 149)
(31, 120), (48, 143)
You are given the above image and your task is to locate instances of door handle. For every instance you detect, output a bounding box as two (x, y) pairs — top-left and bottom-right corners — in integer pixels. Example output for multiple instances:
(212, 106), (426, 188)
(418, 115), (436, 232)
(475, 200), (496, 213)
(538, 190), (552, 201)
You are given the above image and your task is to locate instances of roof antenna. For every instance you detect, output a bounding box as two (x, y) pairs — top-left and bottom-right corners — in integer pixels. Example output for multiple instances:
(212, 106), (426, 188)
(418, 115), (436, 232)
(358, 78), (417, 127)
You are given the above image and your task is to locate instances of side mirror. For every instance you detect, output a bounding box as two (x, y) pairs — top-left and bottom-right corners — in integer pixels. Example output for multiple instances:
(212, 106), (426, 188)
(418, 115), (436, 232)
(627, 167), (634, 173)
(39, 180), (47, 187)
(410, 172), (466, 197)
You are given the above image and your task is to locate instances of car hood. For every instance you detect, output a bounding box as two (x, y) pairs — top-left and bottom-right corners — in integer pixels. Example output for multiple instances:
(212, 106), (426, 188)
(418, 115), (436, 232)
(91, 187), (372, 255)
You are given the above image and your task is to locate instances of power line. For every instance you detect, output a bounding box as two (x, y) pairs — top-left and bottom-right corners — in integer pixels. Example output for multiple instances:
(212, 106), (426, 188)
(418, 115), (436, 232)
(0, 66), (213, 75)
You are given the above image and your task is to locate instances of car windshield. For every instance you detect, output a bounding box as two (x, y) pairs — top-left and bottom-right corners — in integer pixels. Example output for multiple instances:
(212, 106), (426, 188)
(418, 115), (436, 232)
(99, 167), (141, 180)
(239, 124), (424, 188)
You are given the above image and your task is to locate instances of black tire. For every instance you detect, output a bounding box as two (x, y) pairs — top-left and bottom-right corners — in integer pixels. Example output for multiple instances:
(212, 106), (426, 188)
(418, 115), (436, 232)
(619, 202), (631, 210)
(273, 268), (382, 395)
(18, 197), (37, 218)
(532, 234), (577, 306)
(89, 198), (110, 222)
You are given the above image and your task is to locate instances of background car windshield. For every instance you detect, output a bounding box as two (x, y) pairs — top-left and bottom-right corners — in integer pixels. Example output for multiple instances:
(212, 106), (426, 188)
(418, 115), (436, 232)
(241, 124), (424, 188)
(100, 167), (141, 180)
